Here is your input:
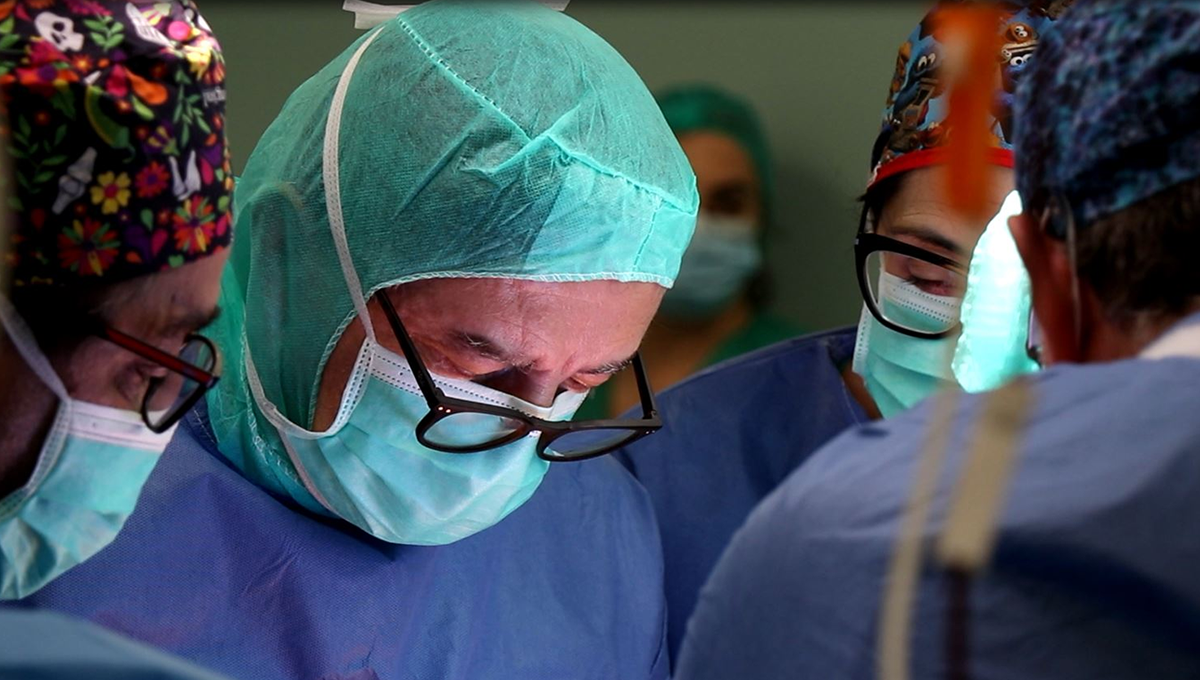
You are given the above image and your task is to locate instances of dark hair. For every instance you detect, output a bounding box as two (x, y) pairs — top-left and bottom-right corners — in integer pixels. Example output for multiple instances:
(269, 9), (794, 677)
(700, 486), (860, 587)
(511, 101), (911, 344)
(1074, 176), (1200, 330)
(859, 173), (909, 227)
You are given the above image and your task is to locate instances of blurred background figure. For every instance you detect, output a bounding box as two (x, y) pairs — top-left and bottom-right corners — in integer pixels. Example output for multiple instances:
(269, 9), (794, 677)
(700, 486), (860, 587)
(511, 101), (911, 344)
(577, 84), (799, 419)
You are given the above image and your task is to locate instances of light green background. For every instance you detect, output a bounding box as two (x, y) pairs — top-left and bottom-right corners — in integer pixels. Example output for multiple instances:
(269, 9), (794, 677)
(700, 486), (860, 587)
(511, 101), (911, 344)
(201, 1), (929, 331)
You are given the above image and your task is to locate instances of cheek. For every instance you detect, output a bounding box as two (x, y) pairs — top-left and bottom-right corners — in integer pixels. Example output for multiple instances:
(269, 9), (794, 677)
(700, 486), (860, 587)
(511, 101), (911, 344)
(58, 343), (142, 410)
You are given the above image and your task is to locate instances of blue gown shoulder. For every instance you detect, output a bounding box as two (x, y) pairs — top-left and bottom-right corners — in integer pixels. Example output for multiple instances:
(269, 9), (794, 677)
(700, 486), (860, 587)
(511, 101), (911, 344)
(22, 404), (669, 680)
(614, 325), (868, 662)
(677, 356), (1200, 680)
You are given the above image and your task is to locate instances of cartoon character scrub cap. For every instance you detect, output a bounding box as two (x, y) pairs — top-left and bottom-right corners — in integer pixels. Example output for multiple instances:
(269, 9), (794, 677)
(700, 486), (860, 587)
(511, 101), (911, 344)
(867, 0), (1071, 190)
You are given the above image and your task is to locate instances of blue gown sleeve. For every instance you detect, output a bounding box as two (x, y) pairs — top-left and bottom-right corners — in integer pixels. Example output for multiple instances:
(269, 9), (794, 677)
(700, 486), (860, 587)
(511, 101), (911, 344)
(0, 609), (231, 680)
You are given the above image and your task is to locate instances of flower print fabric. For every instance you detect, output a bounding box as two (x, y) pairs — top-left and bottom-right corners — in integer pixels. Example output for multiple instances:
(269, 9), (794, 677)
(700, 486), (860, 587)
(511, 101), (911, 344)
(0, 0), (230, 286)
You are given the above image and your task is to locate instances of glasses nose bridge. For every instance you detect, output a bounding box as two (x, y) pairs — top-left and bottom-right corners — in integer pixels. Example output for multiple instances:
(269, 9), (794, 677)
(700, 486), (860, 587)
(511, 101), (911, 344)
(476, 370), (560, 409)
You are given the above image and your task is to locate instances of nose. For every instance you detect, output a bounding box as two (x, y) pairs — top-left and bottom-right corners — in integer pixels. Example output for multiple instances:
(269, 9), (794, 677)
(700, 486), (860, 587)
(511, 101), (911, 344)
(477, 370), (560, 408)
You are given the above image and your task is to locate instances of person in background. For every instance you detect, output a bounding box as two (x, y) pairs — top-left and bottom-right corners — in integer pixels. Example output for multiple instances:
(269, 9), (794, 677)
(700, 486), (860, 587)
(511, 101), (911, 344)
(576, 84), (799, 420)
(675, 3), (1200, 677)
(0, 2), (233, 677)
(613, 0), (1067, 664)
(19, 3), (698, 679)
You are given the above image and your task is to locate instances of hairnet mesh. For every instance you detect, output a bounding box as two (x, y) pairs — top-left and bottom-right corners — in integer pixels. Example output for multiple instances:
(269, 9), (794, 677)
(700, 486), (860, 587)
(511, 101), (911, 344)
(208, 0), (697, 491)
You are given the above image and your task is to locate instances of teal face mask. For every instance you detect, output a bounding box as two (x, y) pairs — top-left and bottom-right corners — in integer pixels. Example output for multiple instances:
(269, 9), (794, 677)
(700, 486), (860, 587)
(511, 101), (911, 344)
(0, 297), (174, 600)
(245, 335), (586, 546)
(659, 212), (762, 319)
(852, 272), (962, 418)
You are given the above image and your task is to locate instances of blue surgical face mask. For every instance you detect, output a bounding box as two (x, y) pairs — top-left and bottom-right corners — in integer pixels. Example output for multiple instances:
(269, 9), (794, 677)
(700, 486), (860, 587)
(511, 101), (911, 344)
(245, 335), (586, 546)
(659, 212), (762, 319)
(852, 271), (962, 418)
(0, 297), (175, 600)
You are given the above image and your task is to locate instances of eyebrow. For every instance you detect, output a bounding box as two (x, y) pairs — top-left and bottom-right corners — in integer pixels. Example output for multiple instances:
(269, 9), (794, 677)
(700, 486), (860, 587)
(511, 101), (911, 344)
(452, 331), (635, 376)
(162, 305), (222, 337)
(453, 331), (513, 363)
(581, 354), (635, 376)
(882, 224), (967, 259)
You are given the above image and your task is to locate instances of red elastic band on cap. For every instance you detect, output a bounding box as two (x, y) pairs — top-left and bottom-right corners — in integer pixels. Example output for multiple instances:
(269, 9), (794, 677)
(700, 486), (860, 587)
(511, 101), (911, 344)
(868, 146), (1015, 190)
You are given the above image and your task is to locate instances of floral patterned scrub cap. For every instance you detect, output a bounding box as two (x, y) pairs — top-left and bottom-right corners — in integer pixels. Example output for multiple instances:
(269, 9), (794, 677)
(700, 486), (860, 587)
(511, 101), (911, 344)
(867, 0), (1073, 190)
(1014, 0), (1200, 236)
(1, 0), (230, 288)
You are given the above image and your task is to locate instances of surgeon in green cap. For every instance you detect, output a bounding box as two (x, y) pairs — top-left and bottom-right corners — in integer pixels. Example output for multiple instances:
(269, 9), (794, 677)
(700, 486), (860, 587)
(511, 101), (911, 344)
(577, 84), (800, 420)
(20, 2), (698, 679)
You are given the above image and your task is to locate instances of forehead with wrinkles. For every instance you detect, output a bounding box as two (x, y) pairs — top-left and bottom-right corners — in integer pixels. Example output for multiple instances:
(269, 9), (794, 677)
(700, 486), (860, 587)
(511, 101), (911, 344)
(389, 278), (663, 371)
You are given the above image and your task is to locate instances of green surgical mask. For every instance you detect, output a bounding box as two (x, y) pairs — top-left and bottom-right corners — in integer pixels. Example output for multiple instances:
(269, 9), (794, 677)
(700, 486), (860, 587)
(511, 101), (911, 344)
(852, 273), (962, 418)
(0, 296), (175, 600)
(659, 212), (761, 319)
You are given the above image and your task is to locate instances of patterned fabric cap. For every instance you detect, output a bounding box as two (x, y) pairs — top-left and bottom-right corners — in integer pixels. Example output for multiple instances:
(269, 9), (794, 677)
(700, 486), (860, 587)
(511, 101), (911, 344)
(867, 0), (1072, 190)
(1, 0), (230, 288)
(1014, 0), (1200, 236)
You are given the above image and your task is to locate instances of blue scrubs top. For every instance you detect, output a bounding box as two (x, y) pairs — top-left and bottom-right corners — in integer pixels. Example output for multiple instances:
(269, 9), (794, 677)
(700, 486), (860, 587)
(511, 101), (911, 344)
(0, 609), (229, 680)
(676, 321), (1200, 679)
(614, 327), (868, 662)
(17, 404), (670, 680)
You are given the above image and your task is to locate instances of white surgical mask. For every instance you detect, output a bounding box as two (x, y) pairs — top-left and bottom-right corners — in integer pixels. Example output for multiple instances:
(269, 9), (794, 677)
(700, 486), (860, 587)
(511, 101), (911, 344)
(0, 296), (175, 600)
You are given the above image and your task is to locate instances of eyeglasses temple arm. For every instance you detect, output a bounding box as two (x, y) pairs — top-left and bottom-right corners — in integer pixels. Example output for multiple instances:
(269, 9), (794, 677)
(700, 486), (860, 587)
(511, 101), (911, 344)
(376, 293), (444, 408)
(100, 327), (215, 385)
(631, 353), (659, 421)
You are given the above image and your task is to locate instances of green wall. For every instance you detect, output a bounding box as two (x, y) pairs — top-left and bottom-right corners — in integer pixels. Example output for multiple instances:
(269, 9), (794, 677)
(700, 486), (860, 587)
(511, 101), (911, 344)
(201, 1), (929, 331)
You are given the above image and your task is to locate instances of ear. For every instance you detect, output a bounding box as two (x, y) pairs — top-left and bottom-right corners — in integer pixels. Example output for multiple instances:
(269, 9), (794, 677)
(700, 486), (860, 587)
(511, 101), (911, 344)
(1009, 211), (1079, 364)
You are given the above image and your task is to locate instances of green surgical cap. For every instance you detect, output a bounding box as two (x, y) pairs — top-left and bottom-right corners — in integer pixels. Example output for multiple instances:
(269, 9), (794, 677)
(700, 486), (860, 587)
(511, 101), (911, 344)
(207, 0), (698, 497)
(657, 85), (773, 215)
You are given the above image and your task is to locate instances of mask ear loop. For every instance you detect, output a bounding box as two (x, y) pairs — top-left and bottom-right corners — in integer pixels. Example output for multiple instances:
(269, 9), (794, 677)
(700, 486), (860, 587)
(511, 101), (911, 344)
(0, 294), (70, 402)
(0, 294), (74, 510)
(323, 28), (384, 346)
(240, 30), (384, 518)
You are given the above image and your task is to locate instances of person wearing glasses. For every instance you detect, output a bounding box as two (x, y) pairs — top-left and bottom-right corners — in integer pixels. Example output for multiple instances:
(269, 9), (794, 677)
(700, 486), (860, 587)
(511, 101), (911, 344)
(21, 3), (697, 679)
(612, 0), (1066, 665)
(0, 2), (233, 678)
(675, 3), (1200, 677)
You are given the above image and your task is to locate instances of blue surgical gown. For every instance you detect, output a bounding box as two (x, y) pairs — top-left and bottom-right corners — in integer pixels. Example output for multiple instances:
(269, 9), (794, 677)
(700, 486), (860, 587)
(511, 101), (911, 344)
(676, 325), (1200, 679)
(0, 609), (229, 679)
(614, 326), (868, 662)
(17, 404), (670, 680)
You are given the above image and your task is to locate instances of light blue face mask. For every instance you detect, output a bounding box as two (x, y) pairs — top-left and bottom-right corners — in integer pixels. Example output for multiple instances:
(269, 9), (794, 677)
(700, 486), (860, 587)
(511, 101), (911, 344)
(659, 212), (762, 319)
(0, 297), (174, 600)
(245, 333), (586, 546)
(852, 271), (962, 418)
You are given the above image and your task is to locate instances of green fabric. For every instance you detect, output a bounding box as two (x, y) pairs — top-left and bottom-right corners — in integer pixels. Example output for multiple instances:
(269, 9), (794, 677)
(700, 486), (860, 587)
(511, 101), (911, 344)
(575, 313), (801, 421)
(206, 0), (699, 506)
(657, 85), (774, 221)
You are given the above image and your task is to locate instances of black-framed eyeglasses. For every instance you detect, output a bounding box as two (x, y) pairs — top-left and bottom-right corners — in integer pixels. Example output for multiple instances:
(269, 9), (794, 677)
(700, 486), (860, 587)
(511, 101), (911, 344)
(92, 323), (221, 433)
(377, 293), (662, 462)
(854, 204), (969, 340)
